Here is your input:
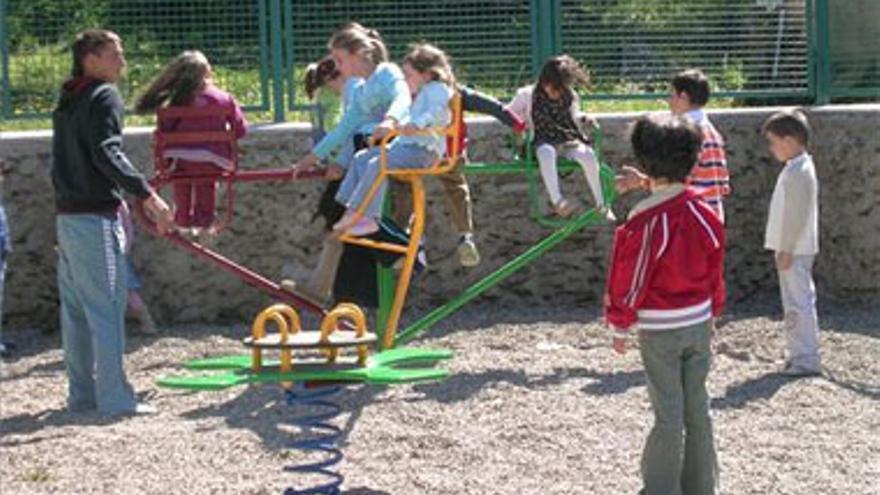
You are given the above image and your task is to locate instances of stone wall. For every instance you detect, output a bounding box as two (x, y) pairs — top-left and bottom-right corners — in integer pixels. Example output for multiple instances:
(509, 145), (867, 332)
(2, 104), (879, 330)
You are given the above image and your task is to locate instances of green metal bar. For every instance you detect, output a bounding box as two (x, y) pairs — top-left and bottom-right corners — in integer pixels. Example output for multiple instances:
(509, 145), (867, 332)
(283, 0), (296, 111)
(0, 0), (10, 120)
(268, 0), (285, 121)
(806, 0), (816, 102)
(376, 192), (395, 349)
(529, 0), (561, 77)
(257, 0), (271, 112)
(395, 207), (605, 346)
(814, 0), (831, 104)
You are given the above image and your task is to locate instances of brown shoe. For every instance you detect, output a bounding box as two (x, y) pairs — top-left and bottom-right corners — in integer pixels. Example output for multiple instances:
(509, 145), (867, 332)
(128, 306), (159, 335)
(280, 279), (326, 307)
(553, 198), (576, 218)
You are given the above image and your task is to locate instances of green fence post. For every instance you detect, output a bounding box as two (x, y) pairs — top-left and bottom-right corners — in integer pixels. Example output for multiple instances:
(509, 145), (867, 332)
(257, 0), (271, 113)
(814, 0), (831, 104)
(0, 0), (10, 120)
(269, 0), (286, 121)
(529, 0), (561, 77)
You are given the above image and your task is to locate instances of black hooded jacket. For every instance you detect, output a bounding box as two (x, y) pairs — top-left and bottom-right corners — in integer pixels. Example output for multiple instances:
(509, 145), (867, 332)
(52, 77), (151, 214)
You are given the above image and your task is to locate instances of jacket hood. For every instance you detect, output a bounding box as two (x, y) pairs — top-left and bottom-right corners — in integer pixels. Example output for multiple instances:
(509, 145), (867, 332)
(55, 77), (102, 114)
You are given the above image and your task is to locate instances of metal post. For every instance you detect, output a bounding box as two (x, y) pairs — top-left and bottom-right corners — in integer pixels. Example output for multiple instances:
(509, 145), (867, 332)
(258, 0), (271, 113)
(269, 0), (286, 121)
(529, 0), (561, 77)
(395, 208), (602, 346)
(0, 0), (11, 119)
(814, 0), (831, 104)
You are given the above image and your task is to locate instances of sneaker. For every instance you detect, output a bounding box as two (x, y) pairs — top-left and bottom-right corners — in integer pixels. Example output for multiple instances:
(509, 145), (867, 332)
(781, 362), (821, 377)
(599, 205), (617, 222)
(0, 342), (12, 359)
(131, 403), (158, 416)
(109, 402), (158, 417)
(553, 198), (576, 218)
(457, 234), (481, 267)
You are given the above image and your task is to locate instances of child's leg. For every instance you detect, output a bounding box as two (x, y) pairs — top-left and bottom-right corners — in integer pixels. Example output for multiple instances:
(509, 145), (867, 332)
(535, 143), (563, 205)
(335, 148), (378, 208)
(349, 144), (436, 220)
(779, 255), (821, 370)
(564, 143), (605, 207)
(192, 162), (218, 228)
(638, 330), (686, 494)
(307, 236), (344, 301)
(680, 320), (718, 495)
(437, 165), (474, 236)
(172, 182), (193, 227)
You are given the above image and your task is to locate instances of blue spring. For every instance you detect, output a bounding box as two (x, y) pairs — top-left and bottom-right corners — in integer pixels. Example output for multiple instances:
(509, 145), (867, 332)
(282, 384), (344, 495)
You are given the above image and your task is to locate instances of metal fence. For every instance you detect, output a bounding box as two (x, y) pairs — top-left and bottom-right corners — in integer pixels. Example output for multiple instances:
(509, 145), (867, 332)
(0, 0), (268, 119)
(1, 0), (877, 124)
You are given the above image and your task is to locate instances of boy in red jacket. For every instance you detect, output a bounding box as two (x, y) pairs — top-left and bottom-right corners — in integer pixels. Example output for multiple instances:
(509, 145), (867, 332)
(605, 114), (725, 495)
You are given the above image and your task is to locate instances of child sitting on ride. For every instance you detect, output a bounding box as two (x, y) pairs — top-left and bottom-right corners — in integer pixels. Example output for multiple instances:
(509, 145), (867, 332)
(135, 50), (248, 237)
(506, 55), (612, 220)
(332, 43), (455, 237)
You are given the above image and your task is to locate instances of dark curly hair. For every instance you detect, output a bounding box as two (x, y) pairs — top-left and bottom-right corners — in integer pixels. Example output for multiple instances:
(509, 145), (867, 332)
(630, 114), (702, 183)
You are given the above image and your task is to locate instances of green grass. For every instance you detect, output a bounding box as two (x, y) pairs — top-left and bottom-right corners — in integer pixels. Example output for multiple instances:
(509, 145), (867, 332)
(0, 47), (777, 132)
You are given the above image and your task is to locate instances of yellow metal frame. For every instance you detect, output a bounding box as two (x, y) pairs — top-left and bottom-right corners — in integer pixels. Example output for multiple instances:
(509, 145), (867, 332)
(338, 92), (463, 349)
(319, 303), (369, 365)
(251, 304), (302, 389)
(250, 303), (370, 377)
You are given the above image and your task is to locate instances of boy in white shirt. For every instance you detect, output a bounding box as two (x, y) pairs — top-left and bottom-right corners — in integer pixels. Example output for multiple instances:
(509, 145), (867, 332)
(761, 109), (821, 377)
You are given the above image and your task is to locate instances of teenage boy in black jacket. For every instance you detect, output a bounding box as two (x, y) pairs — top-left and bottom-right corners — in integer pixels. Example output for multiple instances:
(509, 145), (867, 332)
(52, 29), (172, 416)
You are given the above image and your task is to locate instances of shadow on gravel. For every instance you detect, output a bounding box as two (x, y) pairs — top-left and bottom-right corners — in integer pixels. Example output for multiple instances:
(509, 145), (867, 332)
(0, 408), (121, 440)
(177, 382), (384, 450)
(823, 369), (880, 400)
(408, 366), (645, 404)
(711, 372), (797, 410)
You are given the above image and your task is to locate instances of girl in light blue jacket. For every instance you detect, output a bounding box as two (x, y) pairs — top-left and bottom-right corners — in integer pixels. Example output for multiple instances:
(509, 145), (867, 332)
(333, 43), (455, 236)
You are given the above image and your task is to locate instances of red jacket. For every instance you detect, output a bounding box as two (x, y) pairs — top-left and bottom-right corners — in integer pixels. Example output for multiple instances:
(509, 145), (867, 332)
(604, 187), (725, 333)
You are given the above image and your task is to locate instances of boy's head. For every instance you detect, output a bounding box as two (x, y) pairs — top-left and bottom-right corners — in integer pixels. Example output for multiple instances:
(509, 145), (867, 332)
(761, 109), (811, 162)
(630, 114), (702, 184)
(71, 29), (124, 82)
(669, 69), (710, 115)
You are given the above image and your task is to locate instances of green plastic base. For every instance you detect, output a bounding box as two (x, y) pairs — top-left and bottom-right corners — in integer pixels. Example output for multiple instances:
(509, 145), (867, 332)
(157, 348), (453, 391)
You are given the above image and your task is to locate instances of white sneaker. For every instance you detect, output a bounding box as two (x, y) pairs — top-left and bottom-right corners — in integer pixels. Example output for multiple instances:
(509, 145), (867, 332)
(599, 205), (617, 222)
(457, 234), (481, 267)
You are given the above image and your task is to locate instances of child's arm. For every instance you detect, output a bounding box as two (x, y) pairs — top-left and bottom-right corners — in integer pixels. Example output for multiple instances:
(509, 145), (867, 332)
(777, 168), (816, 269)
(604, 225), (657, 347)
(229, 96), (248, 139)
(406, 83), (452, 130)
(368, 65), (412, 142)
(459, 85), (525, 132)
(504, 87), (530, 126)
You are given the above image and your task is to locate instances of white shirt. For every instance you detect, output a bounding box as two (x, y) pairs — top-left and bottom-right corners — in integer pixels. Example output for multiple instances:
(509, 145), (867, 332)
(764, 152), (819, 255)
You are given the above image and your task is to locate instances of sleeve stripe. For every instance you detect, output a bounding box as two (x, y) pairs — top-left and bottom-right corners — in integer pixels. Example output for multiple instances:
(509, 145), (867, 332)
(687, 201), (721, 249)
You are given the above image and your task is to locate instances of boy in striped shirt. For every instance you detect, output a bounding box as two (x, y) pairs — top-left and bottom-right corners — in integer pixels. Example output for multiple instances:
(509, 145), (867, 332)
(669, 69), (730, 222)
(606, 114), (724, 495)
(617, 69), (730, 223)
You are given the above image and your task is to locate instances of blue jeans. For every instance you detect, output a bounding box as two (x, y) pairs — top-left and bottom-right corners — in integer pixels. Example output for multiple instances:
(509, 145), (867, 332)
(0, 203), (8, 340)
(57, 213), (137, 414)
(336, 142), (438, 219)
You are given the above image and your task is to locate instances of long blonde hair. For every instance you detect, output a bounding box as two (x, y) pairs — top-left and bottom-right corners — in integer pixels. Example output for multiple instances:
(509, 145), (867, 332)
(134, 50), (212, 113)
(327, 23), (388, 66)
(402, 43), (455, 86)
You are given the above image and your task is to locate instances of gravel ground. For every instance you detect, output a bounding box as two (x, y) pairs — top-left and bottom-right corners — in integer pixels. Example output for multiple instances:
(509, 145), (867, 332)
(1, 299), (878, 495)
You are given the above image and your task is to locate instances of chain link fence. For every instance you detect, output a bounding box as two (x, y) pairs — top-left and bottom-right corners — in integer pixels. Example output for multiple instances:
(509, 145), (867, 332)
(1, 0), (877, 124)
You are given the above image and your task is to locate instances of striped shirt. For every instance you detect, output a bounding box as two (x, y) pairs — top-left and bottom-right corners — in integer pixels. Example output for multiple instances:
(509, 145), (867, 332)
(684, 109), (730, 223)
